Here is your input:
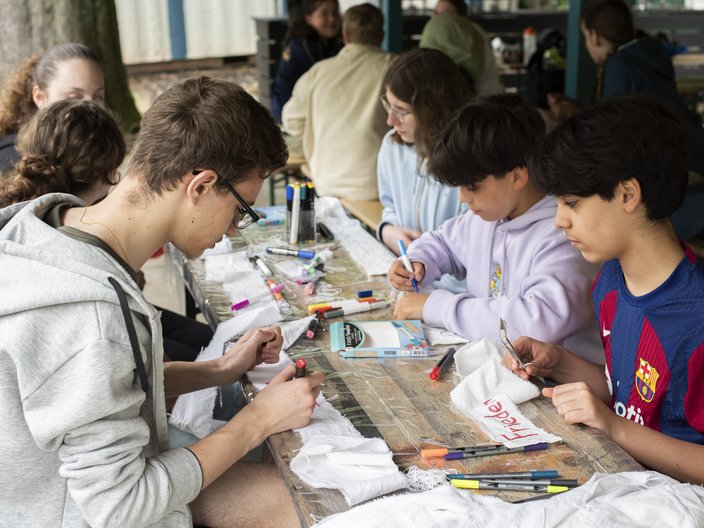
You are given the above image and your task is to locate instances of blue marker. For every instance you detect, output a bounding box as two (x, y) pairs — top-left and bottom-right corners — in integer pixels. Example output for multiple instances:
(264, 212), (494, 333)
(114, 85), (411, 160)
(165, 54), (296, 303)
(397, 240), (419, 293)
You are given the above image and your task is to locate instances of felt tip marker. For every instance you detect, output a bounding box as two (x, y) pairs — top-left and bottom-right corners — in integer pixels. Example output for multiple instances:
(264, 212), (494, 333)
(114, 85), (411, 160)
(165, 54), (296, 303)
(429, 347), (457, 380)
(423, 444), (500, 458)
(266, 247), (316, 259)
(305, 312), (322, 339)
(476, 479), (579, 488)
(230, 283), (285, 311)
(450, 480), (569, 494)
(294, 358), (308, 378)
(397, 240), (419, 293)
(444, 442), (548, 460)
(447, 470), (559, 481)
(256, 258), (273, 277)
(322, 301), (388, 319)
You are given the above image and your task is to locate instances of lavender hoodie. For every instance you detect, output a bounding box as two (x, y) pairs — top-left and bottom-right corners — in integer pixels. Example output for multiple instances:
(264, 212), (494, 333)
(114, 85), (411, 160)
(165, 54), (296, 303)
(408, 196), (603, 364)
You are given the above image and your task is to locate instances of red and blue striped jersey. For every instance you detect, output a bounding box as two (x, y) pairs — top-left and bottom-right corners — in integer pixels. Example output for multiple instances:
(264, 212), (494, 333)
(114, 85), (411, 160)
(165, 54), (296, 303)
(593, 246), (704, 443)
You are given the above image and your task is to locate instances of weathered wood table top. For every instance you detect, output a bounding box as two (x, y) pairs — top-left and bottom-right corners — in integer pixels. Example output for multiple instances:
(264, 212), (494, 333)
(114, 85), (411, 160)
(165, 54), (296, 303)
(172, 222), (642, 527)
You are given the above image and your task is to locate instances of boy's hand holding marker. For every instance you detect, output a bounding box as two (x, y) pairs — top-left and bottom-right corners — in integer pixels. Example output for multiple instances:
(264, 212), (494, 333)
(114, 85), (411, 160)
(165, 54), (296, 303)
(388, 258), (425, 292)
(389, 243), (430, 320)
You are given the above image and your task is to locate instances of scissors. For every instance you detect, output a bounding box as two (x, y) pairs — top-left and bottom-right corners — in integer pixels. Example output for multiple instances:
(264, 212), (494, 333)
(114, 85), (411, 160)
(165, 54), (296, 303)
(499, 318), (525, 369)
(500, 319), (546, 383)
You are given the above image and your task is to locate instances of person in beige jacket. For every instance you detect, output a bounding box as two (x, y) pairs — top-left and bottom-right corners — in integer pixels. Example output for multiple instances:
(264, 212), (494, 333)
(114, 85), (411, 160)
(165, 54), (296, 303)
(282, 3), (394, 201)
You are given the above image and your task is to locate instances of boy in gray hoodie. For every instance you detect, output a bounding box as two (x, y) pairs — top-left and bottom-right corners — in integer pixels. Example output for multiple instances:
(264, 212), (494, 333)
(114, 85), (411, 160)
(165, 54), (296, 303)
(0, 77), (323, 528)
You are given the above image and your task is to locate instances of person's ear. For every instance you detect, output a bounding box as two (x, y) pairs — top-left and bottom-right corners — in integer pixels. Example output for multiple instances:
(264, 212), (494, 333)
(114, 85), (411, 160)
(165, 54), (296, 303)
(619, 178), (642, 214)
(512, 167), (530, 190)
(186, 169), (218, 204)
(32, 85), (48, 108)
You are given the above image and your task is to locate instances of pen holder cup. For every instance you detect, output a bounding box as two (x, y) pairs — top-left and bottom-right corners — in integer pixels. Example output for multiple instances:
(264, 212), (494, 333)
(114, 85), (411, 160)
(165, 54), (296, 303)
(286, 184), (317, 245)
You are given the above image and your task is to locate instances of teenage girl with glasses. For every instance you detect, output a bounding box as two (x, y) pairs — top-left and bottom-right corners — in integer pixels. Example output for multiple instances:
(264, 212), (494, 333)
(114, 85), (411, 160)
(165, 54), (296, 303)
(377, 48), (472, 292)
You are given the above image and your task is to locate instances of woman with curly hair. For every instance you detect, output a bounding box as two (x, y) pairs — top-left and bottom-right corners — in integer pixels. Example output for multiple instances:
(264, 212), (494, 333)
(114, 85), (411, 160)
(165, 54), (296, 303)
(0, 42), (103, 172)
(0, 99), (123, 208)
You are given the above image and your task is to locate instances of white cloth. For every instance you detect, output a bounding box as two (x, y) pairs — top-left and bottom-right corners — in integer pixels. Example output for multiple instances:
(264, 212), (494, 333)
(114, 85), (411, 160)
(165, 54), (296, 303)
(316, 196), (395, 277)
(422, 324), (469, 346)
(290, 434), (408, 506)
(315, 471), (704, 528)
(449, 338), (560, 448)
(451, 338), (539, 407)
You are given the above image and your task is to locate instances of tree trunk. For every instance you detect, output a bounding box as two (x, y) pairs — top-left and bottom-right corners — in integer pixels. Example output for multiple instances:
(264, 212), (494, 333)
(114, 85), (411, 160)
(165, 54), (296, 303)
(0, 0), (140, 132)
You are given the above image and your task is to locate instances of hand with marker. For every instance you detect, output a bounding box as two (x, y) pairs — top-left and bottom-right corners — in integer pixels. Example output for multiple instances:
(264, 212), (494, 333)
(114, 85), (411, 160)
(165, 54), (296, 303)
(381, 224), (422, 255)
(220, 326), (283, 381)
(388, 259), (425, 292)
(545, 382), (617, 437)
(393, 292), (430, 320)
(250, 364), (325, 434)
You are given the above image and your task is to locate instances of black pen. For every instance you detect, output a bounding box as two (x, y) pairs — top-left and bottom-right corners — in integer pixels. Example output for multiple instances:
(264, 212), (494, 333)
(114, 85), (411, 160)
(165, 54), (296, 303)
(444, 442), (548, 460)
(429, 347), (456, 380)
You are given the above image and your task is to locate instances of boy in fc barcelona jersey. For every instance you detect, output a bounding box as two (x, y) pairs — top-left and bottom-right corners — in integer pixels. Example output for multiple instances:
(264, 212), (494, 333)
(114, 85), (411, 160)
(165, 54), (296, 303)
(504, 95), (704, 483)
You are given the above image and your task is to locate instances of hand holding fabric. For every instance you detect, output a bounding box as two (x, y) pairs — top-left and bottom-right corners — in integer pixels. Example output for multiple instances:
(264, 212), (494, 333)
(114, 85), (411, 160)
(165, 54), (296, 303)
(219, 326), (282, 382)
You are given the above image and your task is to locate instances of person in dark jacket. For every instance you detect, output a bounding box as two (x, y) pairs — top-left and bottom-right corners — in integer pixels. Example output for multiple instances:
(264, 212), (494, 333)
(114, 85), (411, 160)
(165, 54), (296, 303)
(551, 0), (704, 240)
(270, 0), (342, 123)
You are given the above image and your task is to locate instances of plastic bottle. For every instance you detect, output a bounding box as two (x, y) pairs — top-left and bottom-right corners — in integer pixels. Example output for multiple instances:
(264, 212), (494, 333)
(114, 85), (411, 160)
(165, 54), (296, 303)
(523, 26), (537, 66)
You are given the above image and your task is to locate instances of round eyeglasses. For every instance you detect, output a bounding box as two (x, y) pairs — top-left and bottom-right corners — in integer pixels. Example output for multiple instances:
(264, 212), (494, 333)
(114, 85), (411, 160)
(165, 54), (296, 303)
(380, 95), (412, 122)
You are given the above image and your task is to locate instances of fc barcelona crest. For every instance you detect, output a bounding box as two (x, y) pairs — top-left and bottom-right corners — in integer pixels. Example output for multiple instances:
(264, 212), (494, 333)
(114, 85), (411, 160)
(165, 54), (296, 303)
(635, 358), (659, 403)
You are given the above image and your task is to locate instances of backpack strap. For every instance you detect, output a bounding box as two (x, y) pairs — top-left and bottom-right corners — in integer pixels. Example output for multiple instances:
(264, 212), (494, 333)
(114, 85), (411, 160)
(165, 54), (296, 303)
(108, 277), (150, 393)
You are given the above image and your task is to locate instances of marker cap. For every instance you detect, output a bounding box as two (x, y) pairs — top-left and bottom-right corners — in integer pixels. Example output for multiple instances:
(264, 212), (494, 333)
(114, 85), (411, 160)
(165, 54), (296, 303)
(420, 447), (448, 458)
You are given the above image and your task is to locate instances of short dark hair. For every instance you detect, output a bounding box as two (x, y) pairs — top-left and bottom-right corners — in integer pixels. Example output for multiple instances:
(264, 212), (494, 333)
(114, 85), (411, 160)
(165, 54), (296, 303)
(529, 95), (688, 221)
(581, 0), (634, 47)
(429, 94), (545, 187)
(128, 76), (287, 195)
(437, 0), (468, 16)
(382, 48), (471, 158)
(344, 3), (383, 46)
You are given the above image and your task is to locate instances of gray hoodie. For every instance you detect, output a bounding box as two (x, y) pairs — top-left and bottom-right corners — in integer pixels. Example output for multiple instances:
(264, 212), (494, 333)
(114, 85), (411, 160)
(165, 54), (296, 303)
(0, 194), (202, 527)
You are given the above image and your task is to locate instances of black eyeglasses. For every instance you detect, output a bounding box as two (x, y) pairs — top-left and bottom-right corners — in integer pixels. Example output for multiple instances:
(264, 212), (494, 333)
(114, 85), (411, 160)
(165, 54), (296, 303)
(192, 170), (260, 229)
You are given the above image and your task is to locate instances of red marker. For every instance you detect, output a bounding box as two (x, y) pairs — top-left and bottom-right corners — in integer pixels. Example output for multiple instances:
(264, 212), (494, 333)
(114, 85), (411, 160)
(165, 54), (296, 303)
(429, 347), (457, 380)
(295, 358), (308, 378)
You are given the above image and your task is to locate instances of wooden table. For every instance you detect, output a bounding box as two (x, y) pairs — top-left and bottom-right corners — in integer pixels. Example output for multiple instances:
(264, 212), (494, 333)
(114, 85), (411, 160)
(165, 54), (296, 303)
(340, 198), (383, 234)
(172, 224), (642, 527)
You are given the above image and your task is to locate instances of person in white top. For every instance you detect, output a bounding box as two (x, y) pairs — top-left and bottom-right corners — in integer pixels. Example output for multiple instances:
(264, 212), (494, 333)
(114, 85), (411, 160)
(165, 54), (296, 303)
(283, 3), (394, 201)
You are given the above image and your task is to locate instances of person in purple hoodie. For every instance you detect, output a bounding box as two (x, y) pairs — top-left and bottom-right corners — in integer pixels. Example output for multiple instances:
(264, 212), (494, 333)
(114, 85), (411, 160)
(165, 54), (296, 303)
(391, 94), (602, 363)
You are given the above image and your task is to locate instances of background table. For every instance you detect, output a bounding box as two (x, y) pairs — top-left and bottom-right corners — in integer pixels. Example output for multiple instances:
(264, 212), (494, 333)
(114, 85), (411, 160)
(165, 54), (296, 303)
(171, 223), (642, 527)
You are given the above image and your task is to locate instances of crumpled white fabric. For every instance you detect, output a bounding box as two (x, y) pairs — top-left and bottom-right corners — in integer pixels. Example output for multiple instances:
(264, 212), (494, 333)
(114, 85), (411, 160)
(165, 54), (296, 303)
(422, 324), (469, 346)
(449, 338), (560, 448)
(450, 338), (539, 410)
(291, 434), (408, 506)
(314, 471), (704, 528)
(168, 307), (309, 438)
